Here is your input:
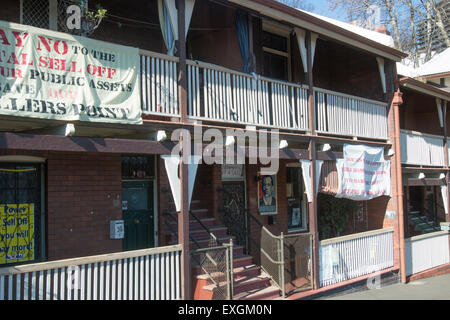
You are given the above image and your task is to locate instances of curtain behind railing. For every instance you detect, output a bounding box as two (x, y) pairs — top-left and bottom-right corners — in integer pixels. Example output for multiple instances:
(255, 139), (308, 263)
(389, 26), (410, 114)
(158, 0), (176, 56)
(234, 11), (250, 73)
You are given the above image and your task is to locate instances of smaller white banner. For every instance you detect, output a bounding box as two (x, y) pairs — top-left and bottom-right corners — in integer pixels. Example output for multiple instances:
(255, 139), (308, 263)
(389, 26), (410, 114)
(336, 144), (391, 201)
(441, 185), (448, 214)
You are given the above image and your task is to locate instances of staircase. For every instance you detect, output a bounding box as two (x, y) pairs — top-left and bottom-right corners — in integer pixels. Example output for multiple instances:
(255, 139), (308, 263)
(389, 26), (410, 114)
(165, 200), (282, 300)
(408, 209), (441, 234)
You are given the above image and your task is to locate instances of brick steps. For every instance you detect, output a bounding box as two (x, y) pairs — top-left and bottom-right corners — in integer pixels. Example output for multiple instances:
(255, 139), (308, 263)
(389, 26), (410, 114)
(234, 283), (282, 300)
(189, 202), (281, 301)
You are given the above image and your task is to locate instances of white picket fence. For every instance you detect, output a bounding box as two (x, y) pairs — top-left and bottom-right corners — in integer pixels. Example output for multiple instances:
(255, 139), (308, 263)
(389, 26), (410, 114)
(319, 228), (394, 287)
(0, 245), (182, 300)
(400, 130), (445, 166)
(315, 87), (388, 139)
(405, 231), (449, 276)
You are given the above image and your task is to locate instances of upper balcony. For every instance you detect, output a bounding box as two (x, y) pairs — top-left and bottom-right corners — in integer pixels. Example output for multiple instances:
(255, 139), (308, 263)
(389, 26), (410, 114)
(0, 0), (405, 141)
(140, 50), (389, 139)
(398, 77), (450, 167)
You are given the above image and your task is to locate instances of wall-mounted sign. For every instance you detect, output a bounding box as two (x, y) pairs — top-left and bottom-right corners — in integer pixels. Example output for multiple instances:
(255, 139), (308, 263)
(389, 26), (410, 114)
(0, 21), (141, 124)
(0, 203), (34, 264)
(222, 164), (244, 180)
(110, 220), (125, 239)
(258, 173), (277, 215)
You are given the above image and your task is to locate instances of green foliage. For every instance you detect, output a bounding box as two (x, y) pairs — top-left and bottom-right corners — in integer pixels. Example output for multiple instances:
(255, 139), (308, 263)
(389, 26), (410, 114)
(317, 193), (359, 240)
(83, 4), (107, 20)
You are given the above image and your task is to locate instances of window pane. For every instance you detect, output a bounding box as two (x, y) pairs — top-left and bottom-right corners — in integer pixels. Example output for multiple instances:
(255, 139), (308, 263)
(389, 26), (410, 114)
(123, 187), (148, 211)
(22, 0), (50, 29)
(122, 156), (155, 179)
(263, 31), (288, 52)
(263, 52), (288, 81)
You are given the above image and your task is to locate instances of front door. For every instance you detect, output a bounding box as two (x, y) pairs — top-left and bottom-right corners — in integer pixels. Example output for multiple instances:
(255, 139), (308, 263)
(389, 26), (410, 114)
(122, 181), (154, 251)
(221, 181), (247, 251)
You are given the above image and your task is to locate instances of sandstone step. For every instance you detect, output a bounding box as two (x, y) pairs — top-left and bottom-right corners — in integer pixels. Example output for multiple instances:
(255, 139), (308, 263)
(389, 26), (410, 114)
(233, 275), (272, 294)
(166, 217), (219, 229)
(192, 254), (253, 272)
(196, 264), (260, 281)
(190, 208), (210, 219)
(189, 235), (236, 248)
(191, 246), (246, 265)
(201, 273), (271, 295)
(235, 284), (281, 300)
(189, 226), (229, 238)
(232, 264), (261, 280)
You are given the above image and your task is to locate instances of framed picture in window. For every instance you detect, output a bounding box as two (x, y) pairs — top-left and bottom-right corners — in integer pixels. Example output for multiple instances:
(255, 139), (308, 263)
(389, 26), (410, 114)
(258, 174), (277, 215)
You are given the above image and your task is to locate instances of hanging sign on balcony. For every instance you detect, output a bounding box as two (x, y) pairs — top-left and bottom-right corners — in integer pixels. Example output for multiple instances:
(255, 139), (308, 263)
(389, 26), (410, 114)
(0, 21), (142, 124)
(335, 144), (391, 201)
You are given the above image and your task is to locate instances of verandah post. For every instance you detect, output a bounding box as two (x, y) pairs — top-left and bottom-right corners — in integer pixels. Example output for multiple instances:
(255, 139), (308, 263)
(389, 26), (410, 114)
(306, 30), (320, 290)
(176, 0), (191, 300)
(386, 60), (406, 283)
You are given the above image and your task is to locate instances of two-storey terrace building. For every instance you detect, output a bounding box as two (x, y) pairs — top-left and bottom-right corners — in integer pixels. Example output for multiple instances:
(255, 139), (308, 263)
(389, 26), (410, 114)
(1, 0), (447, 301)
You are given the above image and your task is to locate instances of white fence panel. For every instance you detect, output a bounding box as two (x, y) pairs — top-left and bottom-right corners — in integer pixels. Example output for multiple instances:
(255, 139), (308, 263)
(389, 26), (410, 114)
(319, 228), (394, 287)
(0, 245), (182, 300)
(315, 88), (388, 139)
(140, 51), (179, 117)
(405, 231), (449, 276)
(401, 130), (445, 166)
(186, 60), (309, 131)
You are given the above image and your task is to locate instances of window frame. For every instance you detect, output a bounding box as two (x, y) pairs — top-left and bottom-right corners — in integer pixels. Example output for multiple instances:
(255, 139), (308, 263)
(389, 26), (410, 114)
(285, 165), (308, 233)
(262, 20), (292, 82)
(0, 157), (46, 267)
(20, 0), (58, 30)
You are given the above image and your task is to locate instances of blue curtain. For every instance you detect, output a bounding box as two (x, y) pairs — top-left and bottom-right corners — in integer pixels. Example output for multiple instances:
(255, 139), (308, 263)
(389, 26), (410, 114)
(235, 11), (250, 73)
(158, 0), (176, 56)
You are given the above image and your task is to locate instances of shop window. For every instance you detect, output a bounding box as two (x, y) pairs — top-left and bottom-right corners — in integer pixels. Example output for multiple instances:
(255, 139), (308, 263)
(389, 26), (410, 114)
(121, 156), (155, 180)
(286, 166), (307, 232)
(0, 164), (42, 266)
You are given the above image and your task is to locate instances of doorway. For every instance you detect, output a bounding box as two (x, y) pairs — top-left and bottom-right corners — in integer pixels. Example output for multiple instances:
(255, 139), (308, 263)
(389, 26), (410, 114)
(121, 155), (156, 251)
(219, 164), (247, 251)
(122, 180), (154, 251)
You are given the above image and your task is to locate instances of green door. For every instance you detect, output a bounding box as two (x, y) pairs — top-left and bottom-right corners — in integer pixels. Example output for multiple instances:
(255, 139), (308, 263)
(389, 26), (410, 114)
(122, 181), (154, 251)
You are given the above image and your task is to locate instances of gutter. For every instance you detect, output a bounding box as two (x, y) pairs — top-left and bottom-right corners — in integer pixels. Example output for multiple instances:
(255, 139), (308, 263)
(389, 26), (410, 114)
(399, 77), (450, 101)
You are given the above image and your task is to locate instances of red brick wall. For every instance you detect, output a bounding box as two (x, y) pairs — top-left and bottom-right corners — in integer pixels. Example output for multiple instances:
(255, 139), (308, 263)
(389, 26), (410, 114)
(0, 149), (123, 261)
(46, 151), (123, 260)
(157, 156), (176, 246)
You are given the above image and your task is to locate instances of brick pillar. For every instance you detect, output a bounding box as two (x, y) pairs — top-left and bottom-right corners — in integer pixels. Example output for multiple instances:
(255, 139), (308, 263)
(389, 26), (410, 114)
(390, 88), (406, 283)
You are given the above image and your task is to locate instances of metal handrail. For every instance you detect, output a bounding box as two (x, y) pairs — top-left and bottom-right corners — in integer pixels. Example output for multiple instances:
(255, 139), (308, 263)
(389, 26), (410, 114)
(163, 211), (203, 249)
(189, 210), (218, 244)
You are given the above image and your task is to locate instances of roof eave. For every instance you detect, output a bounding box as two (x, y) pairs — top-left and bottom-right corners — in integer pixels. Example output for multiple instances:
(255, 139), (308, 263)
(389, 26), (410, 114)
(229, 0), (408, 62)
(399, 77), (450, 101)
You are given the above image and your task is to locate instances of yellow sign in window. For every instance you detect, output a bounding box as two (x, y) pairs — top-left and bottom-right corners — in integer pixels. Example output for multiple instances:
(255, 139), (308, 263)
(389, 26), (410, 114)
(0, 204), (35, 264)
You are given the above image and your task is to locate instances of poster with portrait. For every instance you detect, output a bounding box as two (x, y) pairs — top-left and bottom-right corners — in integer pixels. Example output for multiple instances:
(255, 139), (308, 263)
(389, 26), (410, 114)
(258, 174), (277, 215)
